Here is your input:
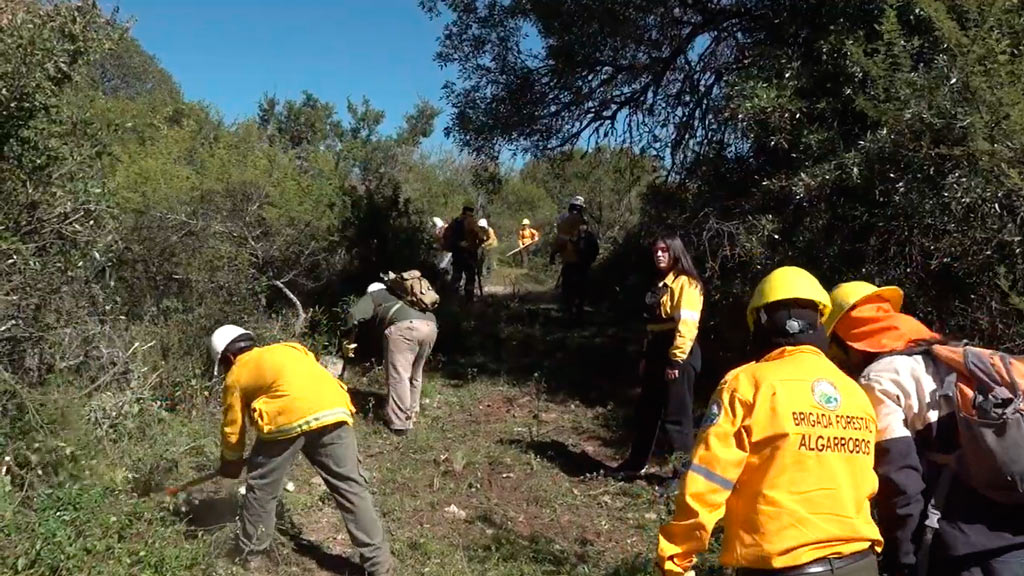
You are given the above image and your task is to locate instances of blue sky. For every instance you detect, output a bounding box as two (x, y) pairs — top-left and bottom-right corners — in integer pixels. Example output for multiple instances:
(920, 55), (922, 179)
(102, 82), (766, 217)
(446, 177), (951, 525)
(113, 0), (456, 148)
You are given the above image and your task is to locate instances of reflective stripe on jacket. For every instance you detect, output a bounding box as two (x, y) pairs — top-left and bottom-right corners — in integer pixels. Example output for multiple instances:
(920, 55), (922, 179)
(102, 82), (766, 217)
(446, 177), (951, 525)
(644, 271), (703, 367)
(519, 227), (539, 247)
(221, 343), (355, 460)
(658, 345), (882, 573)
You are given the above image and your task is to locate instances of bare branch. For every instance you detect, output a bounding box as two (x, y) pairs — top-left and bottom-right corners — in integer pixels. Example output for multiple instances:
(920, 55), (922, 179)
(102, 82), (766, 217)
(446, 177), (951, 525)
(270, 278), (305, 337)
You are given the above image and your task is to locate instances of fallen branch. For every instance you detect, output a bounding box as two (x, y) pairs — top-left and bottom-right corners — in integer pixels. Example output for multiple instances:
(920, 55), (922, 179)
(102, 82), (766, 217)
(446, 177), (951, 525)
(271, 279), (305, 336)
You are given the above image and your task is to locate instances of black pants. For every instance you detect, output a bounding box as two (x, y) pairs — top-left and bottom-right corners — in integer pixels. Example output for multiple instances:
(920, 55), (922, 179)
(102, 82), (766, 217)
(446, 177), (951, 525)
(451, 251), (478, 299)
(929, 546), (1024, 576)
(560, 262), (589, 315)
(620, 346), (698, 472)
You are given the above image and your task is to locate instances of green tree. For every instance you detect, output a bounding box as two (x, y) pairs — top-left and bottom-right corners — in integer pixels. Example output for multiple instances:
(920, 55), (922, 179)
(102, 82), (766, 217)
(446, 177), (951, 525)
(90, 34), (181, 101)
(520, 147), (657, 245)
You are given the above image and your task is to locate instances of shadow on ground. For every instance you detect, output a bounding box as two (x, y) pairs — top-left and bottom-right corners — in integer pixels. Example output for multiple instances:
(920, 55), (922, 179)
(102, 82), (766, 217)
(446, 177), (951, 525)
(466, 511), (659, 576)
(348, 388), (388, 424)
(433, 289), (643, 406)
(288, 535), (364, 576)
(503, 438), (609, 478)
(173, 492), (239, 535)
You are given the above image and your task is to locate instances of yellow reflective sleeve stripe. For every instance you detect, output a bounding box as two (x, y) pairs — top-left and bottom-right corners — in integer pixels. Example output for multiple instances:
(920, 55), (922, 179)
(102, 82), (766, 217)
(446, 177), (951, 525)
(221, 447), (244, 460)
(689, 463), (734, 490)
(259, 407), (353, 441)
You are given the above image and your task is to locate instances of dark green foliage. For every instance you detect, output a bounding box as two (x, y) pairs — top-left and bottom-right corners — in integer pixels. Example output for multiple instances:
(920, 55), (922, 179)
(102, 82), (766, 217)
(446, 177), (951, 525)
(343, 178), (434, 284)
(428, 0), (1024, 382)
(90, 34), (181, 101)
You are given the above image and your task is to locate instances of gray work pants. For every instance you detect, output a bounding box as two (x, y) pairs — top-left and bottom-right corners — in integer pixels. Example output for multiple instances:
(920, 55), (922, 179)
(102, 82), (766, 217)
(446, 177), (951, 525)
(384, 319), (438, 430)
(240, 423), (393, 576)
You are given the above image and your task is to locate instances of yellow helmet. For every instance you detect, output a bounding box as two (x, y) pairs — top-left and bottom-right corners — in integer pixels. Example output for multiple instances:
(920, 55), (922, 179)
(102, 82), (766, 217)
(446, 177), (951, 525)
(746, 266), (832, 331)
(824, 281), (904, 335)
(521, 218), (530, 226)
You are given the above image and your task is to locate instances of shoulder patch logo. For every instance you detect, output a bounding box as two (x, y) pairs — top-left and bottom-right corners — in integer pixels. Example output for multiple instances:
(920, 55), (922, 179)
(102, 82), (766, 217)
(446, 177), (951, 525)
(811, 379), (841, 412)
(702, 399), (723, 428)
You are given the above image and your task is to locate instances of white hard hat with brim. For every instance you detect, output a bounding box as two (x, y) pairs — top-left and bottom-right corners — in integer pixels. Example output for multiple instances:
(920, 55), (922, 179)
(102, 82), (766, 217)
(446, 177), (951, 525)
(209, 324), (254, 376)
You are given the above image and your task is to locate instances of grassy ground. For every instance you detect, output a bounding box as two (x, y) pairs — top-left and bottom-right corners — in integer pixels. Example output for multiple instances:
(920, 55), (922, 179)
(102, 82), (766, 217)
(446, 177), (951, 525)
(7, 265), (726, 575)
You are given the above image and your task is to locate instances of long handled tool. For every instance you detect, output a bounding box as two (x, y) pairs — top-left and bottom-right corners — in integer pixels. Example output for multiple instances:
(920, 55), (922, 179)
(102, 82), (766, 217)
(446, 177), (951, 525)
(505, 240), (536, 258)
(161, 470), (220, 497)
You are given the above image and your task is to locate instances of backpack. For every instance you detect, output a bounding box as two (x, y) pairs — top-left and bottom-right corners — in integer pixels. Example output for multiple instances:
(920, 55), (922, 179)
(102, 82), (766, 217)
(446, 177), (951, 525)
(916, 343), (1024, 504)
(383, 270), (439, 312)
(441, 220), (459, 252)
(575, 228), (600, 266)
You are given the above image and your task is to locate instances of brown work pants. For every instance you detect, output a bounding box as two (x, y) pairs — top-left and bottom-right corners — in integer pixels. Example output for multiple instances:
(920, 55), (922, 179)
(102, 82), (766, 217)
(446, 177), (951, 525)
(239, 423), (393, 576)
(384, 319), (438, 431)
(518, 245), (531, 267)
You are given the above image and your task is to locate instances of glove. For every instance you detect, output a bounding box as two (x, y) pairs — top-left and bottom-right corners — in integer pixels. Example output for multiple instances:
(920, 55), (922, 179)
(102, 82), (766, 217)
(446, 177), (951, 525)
(341, 341), (358, 358)
(219, 458), (245, 479)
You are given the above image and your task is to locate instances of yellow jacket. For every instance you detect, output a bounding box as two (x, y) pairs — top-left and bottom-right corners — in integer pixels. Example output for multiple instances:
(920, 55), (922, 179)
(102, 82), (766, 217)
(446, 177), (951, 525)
(658, 346), (882, 572)
(482, 227), (498, 249)
(553, 212), (585, 262)
(220, 342), (356, 460)
(645, 272), (703, 366)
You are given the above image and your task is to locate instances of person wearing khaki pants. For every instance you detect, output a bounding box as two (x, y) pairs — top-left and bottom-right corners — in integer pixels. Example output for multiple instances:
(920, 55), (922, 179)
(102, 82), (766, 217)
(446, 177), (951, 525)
(345, 282), (439, 436)
(384, 318), (438, 431)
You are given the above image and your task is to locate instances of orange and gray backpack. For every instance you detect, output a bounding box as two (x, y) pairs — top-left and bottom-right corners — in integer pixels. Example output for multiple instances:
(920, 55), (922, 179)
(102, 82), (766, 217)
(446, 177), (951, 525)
(918, 343), (1024, 504)
(910, 343), (1024, 576)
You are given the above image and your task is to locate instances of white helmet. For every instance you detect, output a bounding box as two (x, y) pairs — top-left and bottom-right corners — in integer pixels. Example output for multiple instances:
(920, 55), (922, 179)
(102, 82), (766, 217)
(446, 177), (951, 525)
(209, 324), (253, 375)
(366, 282), (387, 294)
(569, 196), (585, 208)
(477, 218), (488, 228)
(431, 217), (444, 229)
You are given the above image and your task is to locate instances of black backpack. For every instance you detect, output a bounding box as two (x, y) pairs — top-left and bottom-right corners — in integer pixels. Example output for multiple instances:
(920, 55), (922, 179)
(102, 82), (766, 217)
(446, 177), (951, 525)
(576, 229), (600, 265)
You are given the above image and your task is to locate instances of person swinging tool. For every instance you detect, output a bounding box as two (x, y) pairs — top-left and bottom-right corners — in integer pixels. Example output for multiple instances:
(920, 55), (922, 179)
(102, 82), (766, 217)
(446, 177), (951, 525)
(657, 267), (882, 576)
(209, 325), (395, 575)
(516, 218), (540, 267)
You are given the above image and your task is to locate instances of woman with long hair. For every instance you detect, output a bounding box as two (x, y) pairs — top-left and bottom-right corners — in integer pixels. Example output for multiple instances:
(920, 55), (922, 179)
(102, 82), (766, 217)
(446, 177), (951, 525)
(609, 233), (703, 480)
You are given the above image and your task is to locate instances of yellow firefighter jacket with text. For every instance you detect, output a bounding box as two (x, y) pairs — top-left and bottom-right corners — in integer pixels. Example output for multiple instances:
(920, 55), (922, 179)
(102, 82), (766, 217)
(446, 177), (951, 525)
(658, 345), (882, 572)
